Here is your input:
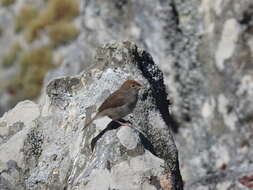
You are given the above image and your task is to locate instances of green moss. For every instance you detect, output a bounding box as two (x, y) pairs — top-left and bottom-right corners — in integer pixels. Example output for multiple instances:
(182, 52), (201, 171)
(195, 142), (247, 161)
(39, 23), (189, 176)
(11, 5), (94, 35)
(0, 0), (15, 6)
(15, 5), (39, 32)
(26, 0), (79, 41)
(1, 43), (22, 68)
(48, 21), (79, 47)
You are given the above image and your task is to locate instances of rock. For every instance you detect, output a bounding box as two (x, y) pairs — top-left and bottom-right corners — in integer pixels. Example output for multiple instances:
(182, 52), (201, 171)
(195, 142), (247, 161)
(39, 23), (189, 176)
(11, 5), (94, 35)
(185, 163), (253, 190)
(1, 0), (253, 189)
(0, 41), (183, 190)
(170, 1), (253, 189)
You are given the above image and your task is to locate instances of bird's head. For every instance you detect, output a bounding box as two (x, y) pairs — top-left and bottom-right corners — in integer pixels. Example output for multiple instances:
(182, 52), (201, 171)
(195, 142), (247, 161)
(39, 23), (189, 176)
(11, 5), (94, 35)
(120, 80), (143, 92)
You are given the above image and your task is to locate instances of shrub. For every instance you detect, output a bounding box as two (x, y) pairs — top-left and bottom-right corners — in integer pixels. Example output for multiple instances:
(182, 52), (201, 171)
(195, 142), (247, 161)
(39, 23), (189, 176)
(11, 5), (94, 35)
(49, 0), (79, 21)
(15, 5), (39, 32)
(0, 25), (3, 36)
(1, 43), (22, 68)
(48, 21), (79, 47)
(26, 9), (53, 41)
(17, 46), (54, 98)
(0, 0), (15, 6)
(26, 0), (79, 41)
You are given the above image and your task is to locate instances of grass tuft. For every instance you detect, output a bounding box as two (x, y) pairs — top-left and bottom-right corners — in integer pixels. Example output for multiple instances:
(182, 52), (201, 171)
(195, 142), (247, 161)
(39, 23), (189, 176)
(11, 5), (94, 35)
(26, 0), (79, 41)
(15, 5), (39, 32)
(26, 9), (53, 41)
(49, 0), (79, 21)
(0, 25), (3, 36)
(48, 21), (79, 47)
(1, 43), (22, 68)
(16, 46), (54, 98)
(0, 0), (15, 6)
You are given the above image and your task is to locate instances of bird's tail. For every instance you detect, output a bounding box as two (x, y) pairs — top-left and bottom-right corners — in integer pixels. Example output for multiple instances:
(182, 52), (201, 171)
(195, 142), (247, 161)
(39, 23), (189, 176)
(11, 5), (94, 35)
(83, 113), (98, 130)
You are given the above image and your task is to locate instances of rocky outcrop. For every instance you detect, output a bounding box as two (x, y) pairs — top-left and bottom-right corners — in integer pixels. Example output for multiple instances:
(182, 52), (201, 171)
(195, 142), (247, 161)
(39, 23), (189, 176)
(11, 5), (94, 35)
(1, 0), (253, 189)
(170, 1), (253, 190)
(0, 41), (183, 190)
(72, 1), (253, 188)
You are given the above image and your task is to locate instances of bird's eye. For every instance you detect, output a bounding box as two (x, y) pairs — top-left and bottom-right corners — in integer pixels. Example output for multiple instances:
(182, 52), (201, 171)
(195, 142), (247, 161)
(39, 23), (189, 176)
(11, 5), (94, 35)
(131, 84), (135, 88)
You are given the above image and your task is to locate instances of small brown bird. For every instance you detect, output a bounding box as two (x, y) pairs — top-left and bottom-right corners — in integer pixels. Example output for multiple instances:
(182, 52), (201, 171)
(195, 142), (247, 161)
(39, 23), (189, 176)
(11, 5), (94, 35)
(83, 80), (143, 129)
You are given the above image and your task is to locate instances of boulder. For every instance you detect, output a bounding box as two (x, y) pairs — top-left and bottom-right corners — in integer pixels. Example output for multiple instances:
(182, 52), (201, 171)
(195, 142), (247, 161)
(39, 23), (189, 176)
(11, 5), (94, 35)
(0, 41), (183, 190)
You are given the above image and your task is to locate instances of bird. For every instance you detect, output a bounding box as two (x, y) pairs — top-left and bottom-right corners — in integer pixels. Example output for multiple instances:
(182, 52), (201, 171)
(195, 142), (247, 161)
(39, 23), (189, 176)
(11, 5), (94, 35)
(83, 80), (143, 129)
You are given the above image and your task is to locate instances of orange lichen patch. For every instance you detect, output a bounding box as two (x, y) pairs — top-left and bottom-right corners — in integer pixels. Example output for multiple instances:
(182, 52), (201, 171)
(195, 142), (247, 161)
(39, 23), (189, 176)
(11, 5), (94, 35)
(26, 0), (79, 41)
(48, 21), (79, 47)
(239, 175), (253, 188)
(160, 173), (173, 190)
(219, 163), (227, 170)
(15, 4), (39, 32)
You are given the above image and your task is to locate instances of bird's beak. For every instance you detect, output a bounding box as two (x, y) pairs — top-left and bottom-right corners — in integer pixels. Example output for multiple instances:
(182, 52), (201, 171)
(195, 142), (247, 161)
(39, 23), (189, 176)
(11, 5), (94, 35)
(139, 84), (144, 89)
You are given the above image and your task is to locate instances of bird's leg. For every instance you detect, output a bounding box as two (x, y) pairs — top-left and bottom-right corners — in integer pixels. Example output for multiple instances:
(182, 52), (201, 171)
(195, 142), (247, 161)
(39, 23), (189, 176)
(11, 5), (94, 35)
(114, 120), (132, 127)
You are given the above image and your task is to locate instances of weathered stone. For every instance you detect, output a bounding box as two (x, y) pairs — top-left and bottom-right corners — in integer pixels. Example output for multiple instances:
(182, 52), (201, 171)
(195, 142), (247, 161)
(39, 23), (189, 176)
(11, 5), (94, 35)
(0, 41), (183, 190)
(1, 0), (253, 189)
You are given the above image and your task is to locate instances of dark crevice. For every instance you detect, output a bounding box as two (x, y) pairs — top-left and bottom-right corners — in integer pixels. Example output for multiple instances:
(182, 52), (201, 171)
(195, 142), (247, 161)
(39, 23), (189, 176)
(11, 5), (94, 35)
(171, 159), (184, 190)
(170, 0), (181, 33)
(132, 48), (183, 190)
(239, 4), (253, 25)
(132, 48), (179, 133)
(114, 0), (128, 10)
(149, 175), (162, 189)
(138, 131), (157, 156)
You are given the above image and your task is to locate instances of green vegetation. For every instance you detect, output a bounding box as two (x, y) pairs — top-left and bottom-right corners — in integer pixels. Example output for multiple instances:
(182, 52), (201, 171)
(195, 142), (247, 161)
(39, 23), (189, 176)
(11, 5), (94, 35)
(0, 25), (3, 36)
(0, 0), (15, 6)
(48, 0), (79, 20)
(16, 46), (54, 98)
(26, 0), (79, 41)
(1, 0), (80, 102)
(15, 5), (39, 32)
(1, 43), (22, 68)
(48, 21), (79, 47)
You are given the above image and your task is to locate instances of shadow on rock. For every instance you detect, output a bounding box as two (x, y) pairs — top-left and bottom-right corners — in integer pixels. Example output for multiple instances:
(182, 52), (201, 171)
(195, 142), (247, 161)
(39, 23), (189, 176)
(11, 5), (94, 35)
(91, 118), (156, 156)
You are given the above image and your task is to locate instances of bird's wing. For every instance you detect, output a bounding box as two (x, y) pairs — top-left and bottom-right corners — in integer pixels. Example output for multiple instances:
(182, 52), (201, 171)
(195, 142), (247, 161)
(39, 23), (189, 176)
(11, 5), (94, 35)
(98, 90), (127, 112)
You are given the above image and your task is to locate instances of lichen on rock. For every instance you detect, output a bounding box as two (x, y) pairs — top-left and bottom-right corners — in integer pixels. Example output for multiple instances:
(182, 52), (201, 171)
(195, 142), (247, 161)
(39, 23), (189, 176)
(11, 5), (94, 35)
(0, 41), (183, 190)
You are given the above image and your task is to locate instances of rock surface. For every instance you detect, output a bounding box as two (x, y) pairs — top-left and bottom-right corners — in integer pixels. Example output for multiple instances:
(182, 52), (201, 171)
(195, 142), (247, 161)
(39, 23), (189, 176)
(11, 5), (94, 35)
(170, 1), (253, 190)
(1, 0), (253, 189)
(74, 1), (253, 188)
(0, 41), (183, 190)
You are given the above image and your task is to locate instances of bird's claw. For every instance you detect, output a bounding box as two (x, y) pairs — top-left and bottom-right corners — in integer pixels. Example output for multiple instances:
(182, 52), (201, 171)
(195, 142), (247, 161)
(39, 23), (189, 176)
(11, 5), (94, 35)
(115, 120), (132, 127)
